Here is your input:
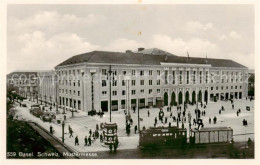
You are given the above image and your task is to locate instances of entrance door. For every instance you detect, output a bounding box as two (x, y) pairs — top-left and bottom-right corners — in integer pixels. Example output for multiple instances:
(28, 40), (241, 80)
(185, 91), (189, 104)
(225, 93), (229, 100)
(192, 91), (196, 104)
(204, 90), (208, 104)
(164, 92), (168, 106)
(178, 92), (183, 104)
(101, 101), (108, 112)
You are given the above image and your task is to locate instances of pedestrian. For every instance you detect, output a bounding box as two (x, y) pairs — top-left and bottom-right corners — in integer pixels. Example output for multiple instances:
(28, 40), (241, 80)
(64, 115), (66, 120)
(155, 117), (157, 125)
(173, 116), (176, 122)
(100, 134), (103, 142)
(214, 116), (217, 124)
(114, 136), (119, 152)
(69, 125), (71, 132)
(134, 125), (137, 134)
(219, 109), (221, 115)
(181, 122), (184, 129)
(237, 110), (239, 116)
(88, 136), (91, 146)
(75, 136), (79, 146)
(165, 117), (167, 124)
(84, 136), (88, 146)
(133, 106), (136, 113)
(69, 128), (73, 138)
(193, 118), (196, 125)
(50, 125), (53, 134)
(209, 117), (211, 124)
(169, 122), (171, 127)
(130, 118), (133, 125)
(148, 110), (150, 117)
(96, 124), (99, 131)
(89, 129), (92, 135)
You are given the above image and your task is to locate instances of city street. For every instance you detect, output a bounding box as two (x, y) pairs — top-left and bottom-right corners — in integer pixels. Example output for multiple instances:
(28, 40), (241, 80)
(14, 98), (254, 153)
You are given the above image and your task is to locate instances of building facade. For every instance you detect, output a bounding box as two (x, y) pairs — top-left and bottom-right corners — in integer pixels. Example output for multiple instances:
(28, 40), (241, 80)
(38, 70), (58, 106)
(6, 72), (38, 100)
(54, 48), (249, 114)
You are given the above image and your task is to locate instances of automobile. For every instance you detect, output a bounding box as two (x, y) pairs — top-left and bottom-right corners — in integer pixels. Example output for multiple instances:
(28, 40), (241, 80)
(22, 104), (27, 107)
(40, 112), (56, 122)
(30, 104), (42, 118)
(88, 110), (96, 116)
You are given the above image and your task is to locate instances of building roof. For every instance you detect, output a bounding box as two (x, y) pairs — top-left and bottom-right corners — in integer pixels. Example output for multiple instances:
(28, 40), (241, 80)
(56, 50), (247, 69)
(7, 72), (38, 79)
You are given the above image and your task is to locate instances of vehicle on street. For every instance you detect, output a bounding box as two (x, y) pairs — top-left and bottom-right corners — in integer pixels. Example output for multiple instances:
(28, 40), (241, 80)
(40, 111), (56, 122)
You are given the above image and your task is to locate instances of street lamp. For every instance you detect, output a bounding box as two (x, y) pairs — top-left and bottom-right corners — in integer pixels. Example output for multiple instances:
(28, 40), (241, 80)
(81, 70), (85, 112)
(55, 73), (59, 113)
(107, 65), (116, 122)
(44, 94), (47, 106)
(62, 121), (65, 143)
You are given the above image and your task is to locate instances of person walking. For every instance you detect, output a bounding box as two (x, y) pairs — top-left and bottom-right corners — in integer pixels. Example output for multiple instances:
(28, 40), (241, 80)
(100, 134), (103, 143)
(50, 125), (54, 134)
(148, 110), (150, 117)
(69, 128), (73, 138)
(84, 136), (88, 146)
(134, 125), (138, 134)
(75, 136), (79, 146)
(89, 129), (92, 135)
(209, 117), (211, 124)
(88, 136), (92, 146)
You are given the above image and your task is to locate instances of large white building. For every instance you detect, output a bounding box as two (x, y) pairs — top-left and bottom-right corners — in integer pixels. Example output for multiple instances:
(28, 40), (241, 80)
(38, 70), (58, 106)
(54, 48), (249, 114)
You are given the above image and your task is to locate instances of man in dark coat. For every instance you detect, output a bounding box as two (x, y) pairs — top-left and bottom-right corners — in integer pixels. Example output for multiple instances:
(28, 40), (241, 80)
(75, 136), (79, 146)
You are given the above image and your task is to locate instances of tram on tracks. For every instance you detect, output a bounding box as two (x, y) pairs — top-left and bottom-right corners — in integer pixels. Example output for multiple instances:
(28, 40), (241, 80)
(139, 126), (187, 148)
(139, 126), (233, 148)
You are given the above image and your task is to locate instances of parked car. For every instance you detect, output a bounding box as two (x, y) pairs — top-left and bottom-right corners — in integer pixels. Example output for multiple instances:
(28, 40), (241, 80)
(40, 111), (56, 122)
(30, 104), (42, 118)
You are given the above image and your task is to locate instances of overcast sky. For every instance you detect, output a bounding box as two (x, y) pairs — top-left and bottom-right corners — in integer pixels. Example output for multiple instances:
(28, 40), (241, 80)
(7, 4), (255, 73)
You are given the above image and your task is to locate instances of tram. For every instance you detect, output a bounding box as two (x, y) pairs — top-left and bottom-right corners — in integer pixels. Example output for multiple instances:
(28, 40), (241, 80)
(139, 126), (187, 148)
(139, 126), (233, 148)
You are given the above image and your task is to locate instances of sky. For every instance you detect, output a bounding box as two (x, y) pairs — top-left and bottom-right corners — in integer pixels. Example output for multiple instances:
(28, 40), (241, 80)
(7, 4), (255, 73)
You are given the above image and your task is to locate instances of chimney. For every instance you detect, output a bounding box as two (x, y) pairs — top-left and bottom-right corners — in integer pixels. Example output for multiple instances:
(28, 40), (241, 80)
(138, 47), (145, 51)
(125, 50), (132, 53)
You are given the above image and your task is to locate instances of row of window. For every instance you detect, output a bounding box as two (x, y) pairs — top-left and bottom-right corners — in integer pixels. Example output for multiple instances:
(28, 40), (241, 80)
(211, 85), (243, 91)
(59, 89), (80, 96)
(102, 89), (161, 96)
(59, 80), (81, 87)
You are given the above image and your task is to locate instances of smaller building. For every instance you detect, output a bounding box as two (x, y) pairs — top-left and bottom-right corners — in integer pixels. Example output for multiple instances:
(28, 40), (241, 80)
(6, 71), (38, 100)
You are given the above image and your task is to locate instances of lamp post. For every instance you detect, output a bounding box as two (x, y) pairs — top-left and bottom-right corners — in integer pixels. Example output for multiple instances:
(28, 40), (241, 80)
(107, 65), (115, 122)
(62, 121), (65, 143)
(36, 92), (38, 104)
(55, 73), (59, 113)
(40, 94), (42, 105)
(44, 94), (47, 106)
(81, 70), (85, 112)
(50, 96), (52, 108)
